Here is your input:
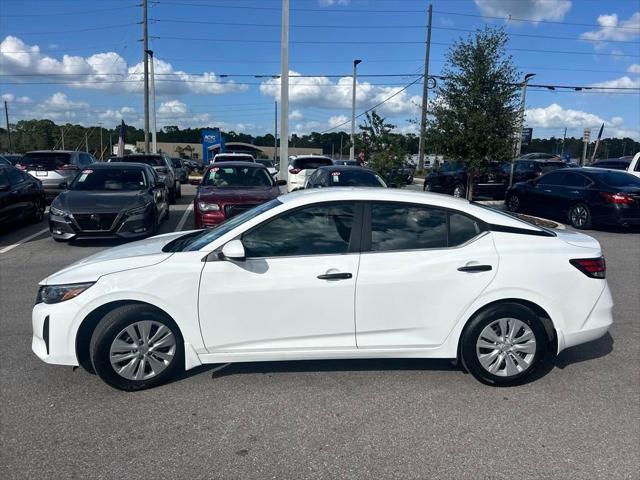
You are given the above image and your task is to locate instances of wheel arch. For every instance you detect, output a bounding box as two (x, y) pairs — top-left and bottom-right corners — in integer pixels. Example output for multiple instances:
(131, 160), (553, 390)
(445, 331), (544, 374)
(456, 298), (557, 360)
(75, 300), (184, 372)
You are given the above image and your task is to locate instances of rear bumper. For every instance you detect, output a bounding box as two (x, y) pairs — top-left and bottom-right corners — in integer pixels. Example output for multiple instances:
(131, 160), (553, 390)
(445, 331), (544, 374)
(557, 282), (613, 353)
(593, 205), (640, 226)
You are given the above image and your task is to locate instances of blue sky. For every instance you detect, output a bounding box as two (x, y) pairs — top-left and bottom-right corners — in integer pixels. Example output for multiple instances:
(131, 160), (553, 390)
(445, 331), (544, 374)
(1, 0), (639, 140)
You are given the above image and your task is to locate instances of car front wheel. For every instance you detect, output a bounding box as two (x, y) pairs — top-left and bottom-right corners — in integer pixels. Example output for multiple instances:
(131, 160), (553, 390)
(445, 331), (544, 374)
(460, 303), (546, 386)
(506, 193), (521, 212)
(90, 304), (184, 391)
(453, 184), (465, 198)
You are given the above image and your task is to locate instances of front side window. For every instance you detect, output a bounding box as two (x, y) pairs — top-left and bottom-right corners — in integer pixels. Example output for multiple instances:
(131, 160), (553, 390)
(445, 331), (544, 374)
(370, 203), (448, 251)
(563, 173), (590, 187)
(537, 171), (566, 186)
(242, 203), (355, 258)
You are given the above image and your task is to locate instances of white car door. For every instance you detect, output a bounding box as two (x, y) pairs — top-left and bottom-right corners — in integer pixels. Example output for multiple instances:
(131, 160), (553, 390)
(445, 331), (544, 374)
(355, 202), (499, 348)
(198, 202), (361, 353)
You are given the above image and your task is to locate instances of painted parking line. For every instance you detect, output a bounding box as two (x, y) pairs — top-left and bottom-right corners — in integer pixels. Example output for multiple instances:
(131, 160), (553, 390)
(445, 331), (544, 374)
(0, 227), (49, 254)
(175, 203), (194, 232)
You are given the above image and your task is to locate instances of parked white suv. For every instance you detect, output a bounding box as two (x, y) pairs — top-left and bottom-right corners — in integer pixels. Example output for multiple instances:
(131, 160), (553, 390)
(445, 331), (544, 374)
(627, 152), (640, 178)
(288, 155), (333, 191)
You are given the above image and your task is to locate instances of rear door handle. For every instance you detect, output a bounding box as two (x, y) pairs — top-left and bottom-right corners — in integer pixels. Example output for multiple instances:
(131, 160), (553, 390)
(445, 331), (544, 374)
(457, 265), (492, 272)
(317, 272), (352, 280)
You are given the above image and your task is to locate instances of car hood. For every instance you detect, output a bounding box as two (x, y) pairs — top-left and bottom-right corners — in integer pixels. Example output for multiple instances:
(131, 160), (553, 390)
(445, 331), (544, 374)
(197, 186), (277, 203)
(41, 230), (198, 285)
(54, 190), (146, 213)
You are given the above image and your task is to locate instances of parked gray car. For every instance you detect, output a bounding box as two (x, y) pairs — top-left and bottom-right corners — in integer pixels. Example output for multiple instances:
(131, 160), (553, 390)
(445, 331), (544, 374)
(108, 153), (181, 203)
(18, 150), (97, 203)
(170, 157), (189, 184)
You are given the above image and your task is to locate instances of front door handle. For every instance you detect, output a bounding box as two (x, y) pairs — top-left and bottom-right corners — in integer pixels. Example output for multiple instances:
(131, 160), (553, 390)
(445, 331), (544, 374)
(457, 265), (492, 272)
(317, 272), (352, 280)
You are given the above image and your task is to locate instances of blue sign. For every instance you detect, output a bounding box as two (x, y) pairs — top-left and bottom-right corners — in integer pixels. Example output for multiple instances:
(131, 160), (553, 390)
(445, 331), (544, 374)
(201, 129), (225, 164)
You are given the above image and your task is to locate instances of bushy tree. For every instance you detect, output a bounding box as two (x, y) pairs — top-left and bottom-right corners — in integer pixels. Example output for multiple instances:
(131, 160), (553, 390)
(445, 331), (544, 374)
(430, 26), (520, 198)
(359, 110), (406, 186)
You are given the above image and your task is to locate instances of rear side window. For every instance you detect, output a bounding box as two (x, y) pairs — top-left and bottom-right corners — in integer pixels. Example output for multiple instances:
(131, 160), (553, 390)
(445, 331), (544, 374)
(292, 157), (333, 170)
(600, 171), (640, 188)
(369, 203), (484, 251)
(540, 162), (566, 174)
(370, 204), (448, 251)
(242, 203), (355, 257)
(563, 173), (590, 187)
(21, 152), (71, 169)
(538, 171), (566, 185)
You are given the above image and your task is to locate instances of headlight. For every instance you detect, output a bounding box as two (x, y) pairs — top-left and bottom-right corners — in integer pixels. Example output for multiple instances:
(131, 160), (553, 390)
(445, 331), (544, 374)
(36, 282), (95, 305)
(127, 203), (152, 216)
(197, 201), (220, 212)
(50, 206), (69, 217)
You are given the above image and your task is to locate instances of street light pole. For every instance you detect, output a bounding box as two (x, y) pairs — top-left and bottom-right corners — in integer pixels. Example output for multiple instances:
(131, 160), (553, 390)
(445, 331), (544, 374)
(350, 59), (362, 161)
(146, 49), (157, 154)
(142, 0), (150, 154)
(278, 0), (290, 185)
(509, 73), (536, 187)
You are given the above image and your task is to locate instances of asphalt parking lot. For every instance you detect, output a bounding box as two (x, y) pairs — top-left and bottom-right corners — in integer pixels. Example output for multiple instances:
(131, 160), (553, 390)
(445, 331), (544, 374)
(1, 185), (638, 479)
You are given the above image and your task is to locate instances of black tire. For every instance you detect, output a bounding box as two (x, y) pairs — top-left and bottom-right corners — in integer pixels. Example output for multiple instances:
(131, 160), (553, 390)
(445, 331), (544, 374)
(168, 188), (176, 205)
(31, 198), (45, 223)
(460, 303), (547, 386)
(423, 180), (432, 192)
(506, 193), (521, 212)
(52, 236), (68, 243)
(453, 184), (466, 198)
(161, 203), (170, 221)
(89, 304), (184, 391)
(568, 202), (592, 229)
(175, 182), (182, 199)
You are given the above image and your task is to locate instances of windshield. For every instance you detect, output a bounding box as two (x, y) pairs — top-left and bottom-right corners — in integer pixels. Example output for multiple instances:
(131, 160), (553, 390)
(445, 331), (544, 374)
(164, 198), (282, 252)
(256, 160), (274, 167)
(70, 168), (147, 191)
(21, 152), (71, 168)
(599, 171), (640, 188)
(326, 170), (386, 187)
(203, 166), (274, 188)
(111, 156), (165, 167)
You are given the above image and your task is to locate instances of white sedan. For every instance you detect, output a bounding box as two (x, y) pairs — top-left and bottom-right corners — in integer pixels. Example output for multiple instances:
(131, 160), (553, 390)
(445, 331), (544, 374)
(32, 188), (613, 390)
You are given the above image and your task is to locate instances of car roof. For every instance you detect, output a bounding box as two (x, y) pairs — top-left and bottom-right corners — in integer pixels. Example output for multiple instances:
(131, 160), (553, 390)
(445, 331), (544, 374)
(316, 165), (375, 172)
(86, 162), (148, 169)
(206, 161), (266, 168)
(24, 150), (78, 154)
(279, 188), (541, 231)
(214, 153), (254, 157)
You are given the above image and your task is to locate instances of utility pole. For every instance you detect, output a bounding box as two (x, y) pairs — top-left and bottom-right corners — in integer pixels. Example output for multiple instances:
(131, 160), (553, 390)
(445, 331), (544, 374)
(509, 73), (536, 187)
(274, 101), (278, 162)
(417, 4), (432, 170)
(85, 131), (89, 152)
(339, 134), (343, 160)
(142, 0), (150, 153)
(561, 127), (567, 155)
(349, 59), (362, 161)
(60, 126), (65, 150)
(278, 0), (289, 184)
(146, 49), (157, 153)
(4, 101), (12, 152)
(99, 123), (104, 160)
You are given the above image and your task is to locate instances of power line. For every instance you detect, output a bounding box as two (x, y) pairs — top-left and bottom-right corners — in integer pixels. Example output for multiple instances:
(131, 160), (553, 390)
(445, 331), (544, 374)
(0, 4), (139, 17)
(6, 22), (141, 36)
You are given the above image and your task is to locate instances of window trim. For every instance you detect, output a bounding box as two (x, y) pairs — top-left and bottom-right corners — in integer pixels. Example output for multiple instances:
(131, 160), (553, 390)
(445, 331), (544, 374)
(237, 200), (365, 260)
(361, 201), (488, 254)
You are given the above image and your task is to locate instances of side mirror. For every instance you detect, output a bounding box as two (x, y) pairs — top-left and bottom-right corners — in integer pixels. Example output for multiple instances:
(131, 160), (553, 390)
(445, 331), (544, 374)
(219, 239), (246, 262)
(276, 179), (287, 186)
(58, 181), (68, 189)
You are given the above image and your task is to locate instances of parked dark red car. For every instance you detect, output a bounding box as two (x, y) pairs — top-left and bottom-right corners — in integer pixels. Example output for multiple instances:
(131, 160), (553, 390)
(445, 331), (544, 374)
(194, 161), (283, 228)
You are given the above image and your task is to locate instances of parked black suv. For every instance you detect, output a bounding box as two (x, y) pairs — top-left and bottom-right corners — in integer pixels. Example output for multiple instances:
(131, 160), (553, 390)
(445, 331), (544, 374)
(510, 159), (569, 183)
(591, 158), (632, 171)
(423, 161), (509, 199)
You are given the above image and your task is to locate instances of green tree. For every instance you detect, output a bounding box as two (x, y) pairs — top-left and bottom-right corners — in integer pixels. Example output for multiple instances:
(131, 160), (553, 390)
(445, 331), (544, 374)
(430, 26), (520, 198)
(359, 110), (406, 186)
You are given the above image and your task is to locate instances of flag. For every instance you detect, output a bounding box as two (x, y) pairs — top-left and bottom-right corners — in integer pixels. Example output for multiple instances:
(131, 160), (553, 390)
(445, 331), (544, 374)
(590, 122), (604, 163)
(117, 120), (126, 157)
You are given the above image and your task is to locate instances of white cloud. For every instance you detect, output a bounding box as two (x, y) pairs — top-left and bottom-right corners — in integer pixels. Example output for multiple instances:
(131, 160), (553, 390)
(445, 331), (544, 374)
(260, 70), (421, 116)
(328, 115), (349, 128)
(581, 12), (640, 42)
(289, 109), (304, 121)
(524, 103), (638, 139)
(1, 93), (31, 103)
(589, 75), (640, 90)
(0, 36), (247, 96)
(474, 0), (572, 22)
(318, 0), (350, 6)
(627, 64), (640, 74)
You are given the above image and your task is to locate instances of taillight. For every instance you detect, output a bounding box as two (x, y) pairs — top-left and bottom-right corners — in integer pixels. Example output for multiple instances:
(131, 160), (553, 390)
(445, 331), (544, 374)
(570, 257), (606, 279)
(289, 168), (301, 174)
(59, 164), (79, 171)
(600, 192), (635, 205)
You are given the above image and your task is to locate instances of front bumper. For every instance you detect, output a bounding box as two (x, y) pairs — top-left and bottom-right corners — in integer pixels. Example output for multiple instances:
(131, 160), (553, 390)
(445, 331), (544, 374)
(557, 282), (613, 353)
(49, 209), (155, 241)
(32, 300), (80, 366)
(194, 209), (225, 228)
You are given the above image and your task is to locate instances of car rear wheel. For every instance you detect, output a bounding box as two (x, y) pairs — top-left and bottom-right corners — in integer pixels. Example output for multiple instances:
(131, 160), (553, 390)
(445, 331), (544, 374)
(460, 303), (546, 386)
(506, 193), (521, 212)
(168, 188), (176, 205)
(90, 304), (184, 391)
(453, 184), (465, 198)
(31, 198), (45, 222)
(176, 182), (182, 199)
(568, 203), (592, 229)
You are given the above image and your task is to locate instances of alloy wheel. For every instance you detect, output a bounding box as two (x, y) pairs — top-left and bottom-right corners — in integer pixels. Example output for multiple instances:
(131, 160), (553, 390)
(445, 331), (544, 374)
(570, 205), (588, 228)
(109, 320), (176, 381)
(475, 318), (536, 377)
(453, 185), (465, 198)
(507, 194), (520, 212)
